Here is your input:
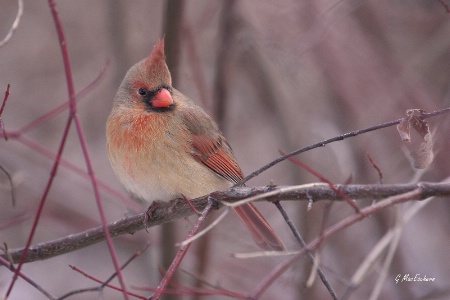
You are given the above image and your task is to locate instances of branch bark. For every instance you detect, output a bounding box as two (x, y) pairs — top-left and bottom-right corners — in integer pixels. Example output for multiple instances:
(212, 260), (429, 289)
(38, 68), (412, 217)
(2, 182), (449, 264)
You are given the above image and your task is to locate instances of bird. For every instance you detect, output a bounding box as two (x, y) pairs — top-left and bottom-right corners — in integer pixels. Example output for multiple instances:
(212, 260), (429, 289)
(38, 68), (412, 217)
(106, 38), (284, 251)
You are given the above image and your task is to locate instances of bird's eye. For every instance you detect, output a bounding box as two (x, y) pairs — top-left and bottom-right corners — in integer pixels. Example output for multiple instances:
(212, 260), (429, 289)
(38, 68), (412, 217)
(138, 88), (147, 96)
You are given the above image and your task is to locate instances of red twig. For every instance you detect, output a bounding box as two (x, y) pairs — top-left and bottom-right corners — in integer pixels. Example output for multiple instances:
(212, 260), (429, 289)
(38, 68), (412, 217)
(182, 194), (201, 215)
(133, 268), (246, 298)
(46, 1), (129, 299)
(17, 60), (109, 135)
(5, 2), (128, 298)
(438, 0), (450, 14)
(0, 84), (11, 140)
(6, 94), (74, 297)
(280, 150), (361, 213)
(367, 152), (383, 184)
(136, 285), (246, 298)
(151, 200), (214, 299)
(69, 265), (146, 300)
(62, 243), (151, 299)
(0, 62), (138, 211)
(102, 242), (151, 287)
(16, 135), (140, 211)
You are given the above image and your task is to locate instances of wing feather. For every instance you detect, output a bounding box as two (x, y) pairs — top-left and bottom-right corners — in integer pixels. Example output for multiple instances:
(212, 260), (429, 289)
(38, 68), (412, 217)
(191, 135), (243, 183)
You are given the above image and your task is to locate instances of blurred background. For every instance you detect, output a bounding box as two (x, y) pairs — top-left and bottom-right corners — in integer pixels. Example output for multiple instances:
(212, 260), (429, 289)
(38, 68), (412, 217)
(1, 0), (449, 299)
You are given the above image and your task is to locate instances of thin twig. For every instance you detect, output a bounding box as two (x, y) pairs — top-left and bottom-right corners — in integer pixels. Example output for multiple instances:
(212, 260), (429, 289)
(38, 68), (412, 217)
(16, 135), (140, 211)
(177, 269), (247, 298)
(367, 153), (383, 184)
(368, 199), (433, 300)
(6, 77), (75, 297)
(239, 107), (450, 185)
(58, 243), (151, 300)
(64, 265), (146, 300)
(281, 151), (360, 212)
(134, 281), (246, 298)
(220, 183), (328, 208)
(182, 194), (202, 215)
(249, 188), (424, 299)
(105, 242), (151, 287)
(0, 0), (24, 47)
(153, 276), (247, 299)
(177, 208), (230, 247)
(438, 0), (450, 14)
(6, 0), (77, 294)
(46, 1), (129, 298)
(0, 256), (56, 300)
(16, 60), (110, 135)
(151, 198), (215, 300)
(274, 201), (338, 300)
(0, 164), (15, 206)
(0, 84), (11, 140)
(5, 2), (124, 298)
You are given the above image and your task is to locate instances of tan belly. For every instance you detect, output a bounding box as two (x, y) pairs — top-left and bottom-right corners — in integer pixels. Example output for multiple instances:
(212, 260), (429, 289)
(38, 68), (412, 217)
(107, 107), (233, 202)
(111, 149), (232, 202)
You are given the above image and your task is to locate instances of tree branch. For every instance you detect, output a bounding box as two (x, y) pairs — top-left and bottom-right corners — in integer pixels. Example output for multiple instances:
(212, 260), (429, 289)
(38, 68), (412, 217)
(2, 182), (449, 264)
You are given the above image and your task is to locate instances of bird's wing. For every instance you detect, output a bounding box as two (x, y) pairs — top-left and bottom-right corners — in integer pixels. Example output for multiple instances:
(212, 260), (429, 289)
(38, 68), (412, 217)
(181, 102), (285, 251)
(181, 105), (243, 183)
(191, 134), (243, 183)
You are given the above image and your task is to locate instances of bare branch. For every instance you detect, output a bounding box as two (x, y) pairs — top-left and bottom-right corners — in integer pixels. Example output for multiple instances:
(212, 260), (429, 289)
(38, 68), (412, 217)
(2, 182), (449, 265)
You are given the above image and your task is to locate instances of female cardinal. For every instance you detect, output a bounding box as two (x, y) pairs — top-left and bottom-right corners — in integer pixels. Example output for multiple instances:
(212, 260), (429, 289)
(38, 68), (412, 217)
(106, 39), (284, 251)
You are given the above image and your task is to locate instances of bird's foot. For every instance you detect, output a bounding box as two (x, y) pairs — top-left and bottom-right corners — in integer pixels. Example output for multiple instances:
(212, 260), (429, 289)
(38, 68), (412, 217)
(143, 200), (164, 232)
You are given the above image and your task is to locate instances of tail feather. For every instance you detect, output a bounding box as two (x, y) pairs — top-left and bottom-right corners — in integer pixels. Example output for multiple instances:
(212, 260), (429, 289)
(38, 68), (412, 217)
(234, 203), (285, 251)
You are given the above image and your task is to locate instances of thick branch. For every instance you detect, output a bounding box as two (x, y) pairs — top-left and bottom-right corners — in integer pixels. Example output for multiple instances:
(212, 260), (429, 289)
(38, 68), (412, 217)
(2, 182), (449, 264)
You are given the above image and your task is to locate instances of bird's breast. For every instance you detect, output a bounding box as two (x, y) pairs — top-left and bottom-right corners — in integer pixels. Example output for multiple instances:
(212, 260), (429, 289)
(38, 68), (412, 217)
(106, 109), (230, 203)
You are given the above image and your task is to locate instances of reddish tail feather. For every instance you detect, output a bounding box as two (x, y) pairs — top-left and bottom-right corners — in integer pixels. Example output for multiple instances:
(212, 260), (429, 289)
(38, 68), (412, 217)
(234, 203), (285, 251)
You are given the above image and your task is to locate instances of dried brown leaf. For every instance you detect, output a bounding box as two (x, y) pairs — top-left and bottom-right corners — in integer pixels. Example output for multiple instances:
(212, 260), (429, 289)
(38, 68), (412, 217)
(397, 109), (434, 169)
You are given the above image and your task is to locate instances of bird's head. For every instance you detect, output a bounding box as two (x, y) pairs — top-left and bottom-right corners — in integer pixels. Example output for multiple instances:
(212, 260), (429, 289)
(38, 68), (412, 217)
(115, 38), (174, 112)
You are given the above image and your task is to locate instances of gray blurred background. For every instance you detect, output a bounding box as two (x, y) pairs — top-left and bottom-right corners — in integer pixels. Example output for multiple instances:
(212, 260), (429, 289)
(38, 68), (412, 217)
(1, 1), (449, 299)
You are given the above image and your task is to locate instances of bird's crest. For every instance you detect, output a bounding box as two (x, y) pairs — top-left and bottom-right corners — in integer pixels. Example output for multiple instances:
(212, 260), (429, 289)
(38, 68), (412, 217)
(144, 37), (171, 86)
